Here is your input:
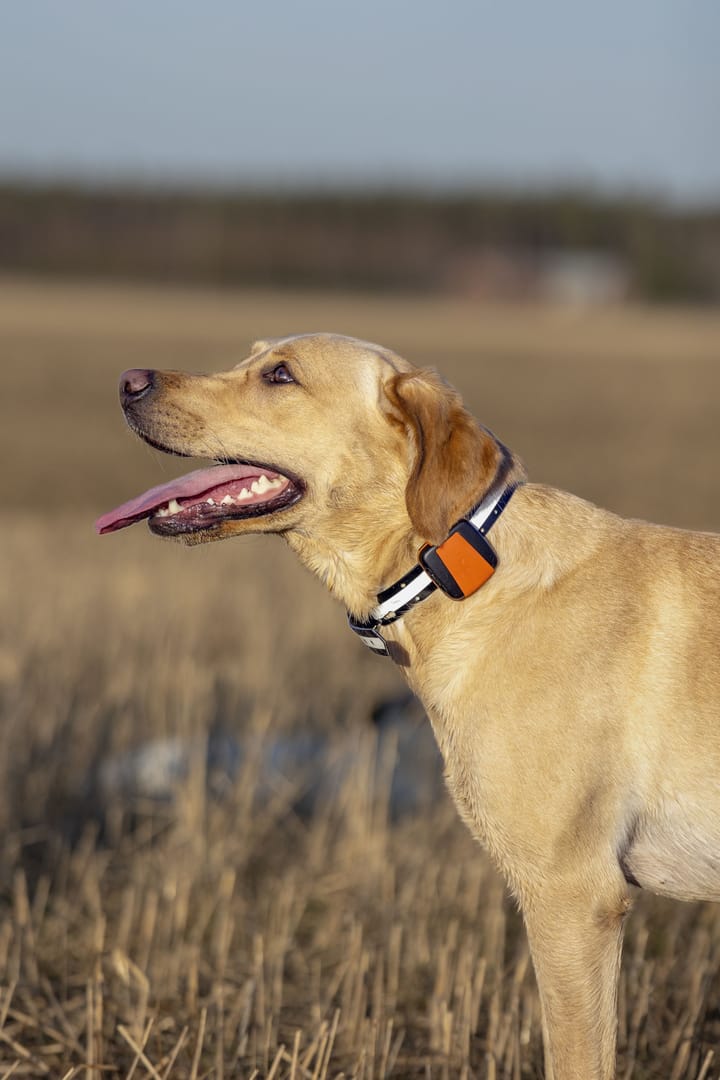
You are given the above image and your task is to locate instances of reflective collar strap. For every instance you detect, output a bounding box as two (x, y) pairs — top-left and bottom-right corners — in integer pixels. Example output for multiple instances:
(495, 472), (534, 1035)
(348, 482), (520, 655)
(467, 481), (518, 537)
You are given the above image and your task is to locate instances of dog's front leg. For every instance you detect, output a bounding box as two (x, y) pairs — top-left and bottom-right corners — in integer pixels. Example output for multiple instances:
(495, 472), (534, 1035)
(522, 884), (630, 1080)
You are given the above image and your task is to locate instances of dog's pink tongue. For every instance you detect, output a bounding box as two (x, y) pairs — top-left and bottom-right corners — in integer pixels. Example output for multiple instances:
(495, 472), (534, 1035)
(95, 464), (263, 534)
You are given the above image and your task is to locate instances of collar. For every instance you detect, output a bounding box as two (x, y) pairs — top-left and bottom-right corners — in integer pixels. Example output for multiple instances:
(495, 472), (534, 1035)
(348, 482), (521, 656)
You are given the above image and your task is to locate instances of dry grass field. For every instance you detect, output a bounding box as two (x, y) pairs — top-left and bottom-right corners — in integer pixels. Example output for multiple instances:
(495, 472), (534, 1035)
(2, 278), (720, 1077)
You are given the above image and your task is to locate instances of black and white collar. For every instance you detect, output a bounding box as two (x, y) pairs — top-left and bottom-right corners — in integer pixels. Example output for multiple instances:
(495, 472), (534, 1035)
(348, 482), (520, 657)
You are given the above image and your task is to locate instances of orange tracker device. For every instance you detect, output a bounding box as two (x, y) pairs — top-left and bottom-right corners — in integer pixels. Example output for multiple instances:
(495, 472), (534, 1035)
(419, 521), (497, 600)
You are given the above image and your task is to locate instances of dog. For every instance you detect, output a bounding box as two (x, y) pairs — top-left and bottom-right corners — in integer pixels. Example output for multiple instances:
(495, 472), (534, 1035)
(96, 333), (720, 1079)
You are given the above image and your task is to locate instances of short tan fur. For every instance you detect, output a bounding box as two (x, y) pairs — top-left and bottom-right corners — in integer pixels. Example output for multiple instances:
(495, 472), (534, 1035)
(115, 333), (720, 1079)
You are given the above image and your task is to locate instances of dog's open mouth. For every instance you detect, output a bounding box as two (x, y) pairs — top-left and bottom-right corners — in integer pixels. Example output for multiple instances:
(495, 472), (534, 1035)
(95, 462), (303, 536)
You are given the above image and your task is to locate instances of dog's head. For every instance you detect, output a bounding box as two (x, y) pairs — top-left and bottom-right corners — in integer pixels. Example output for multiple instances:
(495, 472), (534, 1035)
(96, 334), (511, 596)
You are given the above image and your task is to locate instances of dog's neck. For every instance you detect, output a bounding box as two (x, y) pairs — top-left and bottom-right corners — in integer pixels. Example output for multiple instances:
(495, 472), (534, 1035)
(284, 452), (528, 622)
(284, 509), (420, 617)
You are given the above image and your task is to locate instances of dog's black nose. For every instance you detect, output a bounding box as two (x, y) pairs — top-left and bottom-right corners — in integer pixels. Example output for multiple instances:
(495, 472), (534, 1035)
(120, 368), (155, 406)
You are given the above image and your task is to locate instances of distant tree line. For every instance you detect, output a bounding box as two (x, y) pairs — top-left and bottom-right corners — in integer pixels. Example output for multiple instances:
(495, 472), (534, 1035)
(0, 181), (718, 301)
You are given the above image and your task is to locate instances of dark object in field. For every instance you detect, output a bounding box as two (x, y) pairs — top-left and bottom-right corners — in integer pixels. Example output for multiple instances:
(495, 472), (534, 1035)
(96, 694), (443, 821)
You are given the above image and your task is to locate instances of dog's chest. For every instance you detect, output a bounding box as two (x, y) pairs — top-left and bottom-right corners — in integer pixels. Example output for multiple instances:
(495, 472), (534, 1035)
(417, 688), (505, 847)
(422, 707), (527, 883)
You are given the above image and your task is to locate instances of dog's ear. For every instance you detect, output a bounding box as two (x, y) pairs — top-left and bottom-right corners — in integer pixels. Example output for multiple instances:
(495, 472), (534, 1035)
(387, 369), (502, 544)
(249, 338), (281, 356)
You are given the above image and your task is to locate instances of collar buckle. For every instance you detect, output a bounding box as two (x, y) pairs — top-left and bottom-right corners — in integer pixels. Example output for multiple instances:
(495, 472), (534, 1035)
(346, 614), (391, 656)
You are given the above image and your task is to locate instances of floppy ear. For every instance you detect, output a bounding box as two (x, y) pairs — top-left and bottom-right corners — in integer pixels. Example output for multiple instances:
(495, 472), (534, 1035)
(387, 369), (502, 544)
(249, 338), (281, 355)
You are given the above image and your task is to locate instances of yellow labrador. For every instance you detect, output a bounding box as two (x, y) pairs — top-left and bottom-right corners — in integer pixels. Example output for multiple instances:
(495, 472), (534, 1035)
(97, 334), (720, 1079)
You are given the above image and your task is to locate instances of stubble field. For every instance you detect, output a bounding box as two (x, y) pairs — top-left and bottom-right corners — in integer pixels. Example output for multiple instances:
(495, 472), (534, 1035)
(2, 278), (720, 1077)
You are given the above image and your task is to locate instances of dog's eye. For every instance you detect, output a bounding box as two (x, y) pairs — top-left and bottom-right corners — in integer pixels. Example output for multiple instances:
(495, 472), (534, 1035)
(263, 363), (295, 385)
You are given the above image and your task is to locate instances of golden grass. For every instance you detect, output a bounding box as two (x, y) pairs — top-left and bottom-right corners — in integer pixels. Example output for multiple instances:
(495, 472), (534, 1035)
(2, 280), (720, 1076)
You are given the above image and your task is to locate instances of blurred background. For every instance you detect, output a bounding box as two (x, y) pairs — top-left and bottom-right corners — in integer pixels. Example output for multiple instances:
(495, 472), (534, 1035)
(1, 2), (720, 1076)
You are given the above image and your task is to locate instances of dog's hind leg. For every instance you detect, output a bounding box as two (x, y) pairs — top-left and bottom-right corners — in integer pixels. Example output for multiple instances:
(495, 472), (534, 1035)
(522, 881), (631, 1080)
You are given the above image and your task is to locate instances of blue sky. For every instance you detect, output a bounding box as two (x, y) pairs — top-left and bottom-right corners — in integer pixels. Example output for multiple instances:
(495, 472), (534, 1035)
(1, 1), (718, 202)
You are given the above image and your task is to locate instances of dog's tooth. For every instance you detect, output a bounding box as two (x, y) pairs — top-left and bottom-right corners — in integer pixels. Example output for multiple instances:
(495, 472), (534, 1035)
(221, 494), (233, 505)
(207, 498), (215, 505)
(251, 474), (273, 495)
(167, 499), (182, 515)
(156, 506), (169, 517)
(239, 487), (252, 500)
